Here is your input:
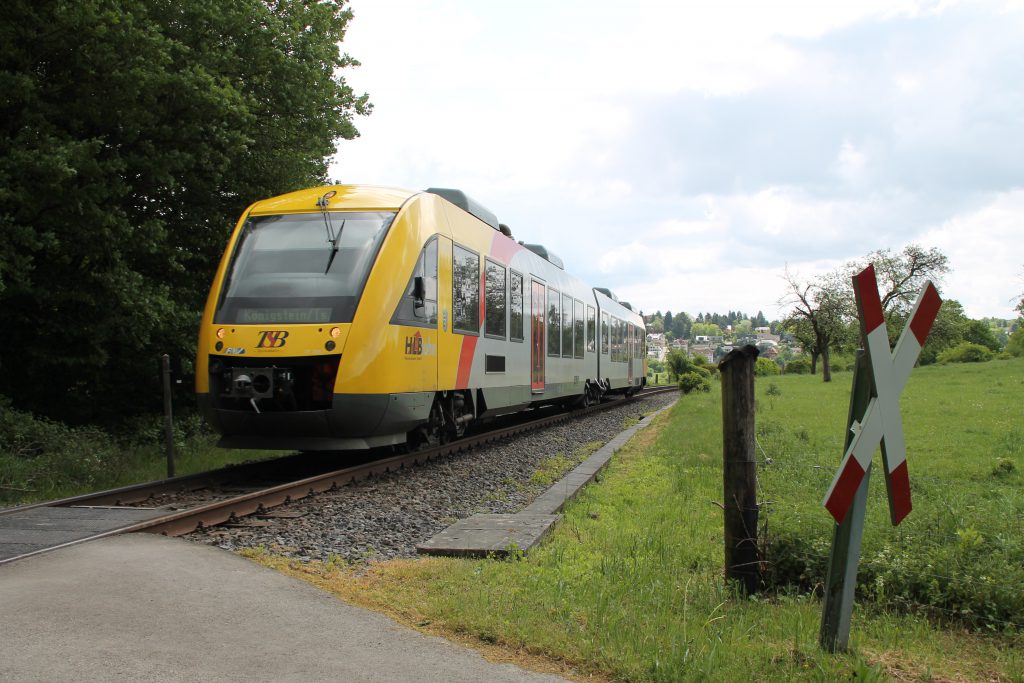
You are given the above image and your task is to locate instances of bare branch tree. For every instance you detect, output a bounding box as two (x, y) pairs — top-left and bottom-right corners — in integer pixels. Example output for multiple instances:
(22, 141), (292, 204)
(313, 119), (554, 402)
(779, 267), (852, 382)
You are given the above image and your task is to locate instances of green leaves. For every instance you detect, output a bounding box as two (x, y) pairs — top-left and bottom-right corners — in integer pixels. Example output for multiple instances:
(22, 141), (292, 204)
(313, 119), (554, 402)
(1, 0), (369, 423)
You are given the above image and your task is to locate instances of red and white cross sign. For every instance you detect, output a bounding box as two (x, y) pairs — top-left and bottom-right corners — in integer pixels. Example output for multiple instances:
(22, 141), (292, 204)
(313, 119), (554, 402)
(822, 265), (942, 526)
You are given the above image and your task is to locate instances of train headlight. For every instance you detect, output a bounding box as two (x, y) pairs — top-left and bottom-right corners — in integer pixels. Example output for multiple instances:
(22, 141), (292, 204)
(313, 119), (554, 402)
(216, 328), (226, 339)
(330, 327), (342, 338)
(325, 340), (336, 351)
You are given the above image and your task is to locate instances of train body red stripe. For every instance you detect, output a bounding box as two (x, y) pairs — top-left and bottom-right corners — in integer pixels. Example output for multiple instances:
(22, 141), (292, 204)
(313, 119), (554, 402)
(455, 336), (477, 389)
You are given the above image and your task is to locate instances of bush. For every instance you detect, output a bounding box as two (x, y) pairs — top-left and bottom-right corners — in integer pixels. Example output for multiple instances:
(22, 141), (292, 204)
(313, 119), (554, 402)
(828, 354), (855, 372)
(754, 357), (780, 376)
(692, 355), (719, 376)
(1007, 328), (1024, 357)
(937, 342), (994, 364)
(0, 396), (127, 499)
(678, 372), (711, 394)
(784, 357), (811, 374)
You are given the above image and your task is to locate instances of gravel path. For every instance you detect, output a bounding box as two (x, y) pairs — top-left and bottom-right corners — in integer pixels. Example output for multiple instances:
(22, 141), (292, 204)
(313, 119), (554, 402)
(188, 392), (677, 563)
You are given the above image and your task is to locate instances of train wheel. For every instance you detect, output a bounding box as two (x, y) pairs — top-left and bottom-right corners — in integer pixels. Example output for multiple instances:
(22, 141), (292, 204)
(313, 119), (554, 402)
(408, 399), (447, 450)
(580, 384), (592, 408)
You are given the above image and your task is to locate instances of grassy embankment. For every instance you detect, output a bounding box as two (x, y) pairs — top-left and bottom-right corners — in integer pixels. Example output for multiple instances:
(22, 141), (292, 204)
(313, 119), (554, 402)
(247, 357), (1023, 682)
(0, 408), (278, 506)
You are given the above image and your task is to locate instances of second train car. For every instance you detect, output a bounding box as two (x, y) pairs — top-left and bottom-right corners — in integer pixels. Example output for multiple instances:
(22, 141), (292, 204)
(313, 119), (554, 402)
(196, 185), (646, 450)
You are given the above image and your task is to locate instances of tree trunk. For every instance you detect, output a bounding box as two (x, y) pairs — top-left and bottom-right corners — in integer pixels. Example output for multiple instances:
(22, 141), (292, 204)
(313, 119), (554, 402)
(822, 344), (832, 383)
(810, 351), (819, 375)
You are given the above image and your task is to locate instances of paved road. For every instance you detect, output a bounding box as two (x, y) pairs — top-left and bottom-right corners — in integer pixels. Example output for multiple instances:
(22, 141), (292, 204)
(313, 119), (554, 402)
(0, 534), (567, 682)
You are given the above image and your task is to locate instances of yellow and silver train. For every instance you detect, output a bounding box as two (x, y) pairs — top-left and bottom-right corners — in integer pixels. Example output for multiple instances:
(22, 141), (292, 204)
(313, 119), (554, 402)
(196, 185), (647, 450)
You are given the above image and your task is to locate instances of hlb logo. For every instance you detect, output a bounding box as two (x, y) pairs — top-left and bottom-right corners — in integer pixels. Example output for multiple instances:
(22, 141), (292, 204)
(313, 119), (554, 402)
(405, 331), (423, 355)
(256, 330), (289, 348)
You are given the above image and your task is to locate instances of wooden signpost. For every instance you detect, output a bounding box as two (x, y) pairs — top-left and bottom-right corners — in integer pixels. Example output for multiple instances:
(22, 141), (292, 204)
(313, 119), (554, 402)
(819, 264), (941, 652)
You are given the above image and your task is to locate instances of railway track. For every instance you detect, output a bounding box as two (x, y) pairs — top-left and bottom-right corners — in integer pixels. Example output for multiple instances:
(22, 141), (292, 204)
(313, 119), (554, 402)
(0, 387), (677, 565)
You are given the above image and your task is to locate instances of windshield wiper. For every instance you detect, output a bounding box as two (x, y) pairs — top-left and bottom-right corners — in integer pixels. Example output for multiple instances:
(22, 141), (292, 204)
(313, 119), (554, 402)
(323, 218), (346, 273)
(318, 190), (343, 274)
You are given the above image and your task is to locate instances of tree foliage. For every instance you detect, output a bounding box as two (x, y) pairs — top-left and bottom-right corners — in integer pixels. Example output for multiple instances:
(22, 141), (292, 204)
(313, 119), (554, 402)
(1007, 327), (1024, 357)
(781, 245), (950, 381)
(849, 245), (950, 316)
(0, 0), (369, 423)
(918, 299), (967, 365)
(961, 319), (1001, 352)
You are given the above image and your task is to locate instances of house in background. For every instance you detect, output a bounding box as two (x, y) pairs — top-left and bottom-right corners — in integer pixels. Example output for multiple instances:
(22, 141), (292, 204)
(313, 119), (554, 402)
(690, 343), (715, 363)
(646, 333), (667, 361)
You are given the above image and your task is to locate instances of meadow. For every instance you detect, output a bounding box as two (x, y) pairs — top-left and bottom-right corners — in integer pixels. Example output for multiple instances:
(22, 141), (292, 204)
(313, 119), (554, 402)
(247, 357), (1024, 681)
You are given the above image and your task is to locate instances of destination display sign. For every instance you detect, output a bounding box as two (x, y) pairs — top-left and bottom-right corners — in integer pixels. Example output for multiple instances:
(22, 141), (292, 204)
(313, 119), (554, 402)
(236, 308), (332, 324)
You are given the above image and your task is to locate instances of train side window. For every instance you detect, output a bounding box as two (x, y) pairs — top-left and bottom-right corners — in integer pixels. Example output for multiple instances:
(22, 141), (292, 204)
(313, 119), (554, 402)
(586, 305), (596, 353)
(547, 288), (561, 356)
(453, 244), (480, 334)
(391, 237), (438, 327)
(601, 312), (609, 355)
(611, 318), (618, 361)
(484, 259), (507, 339)
(561, 293), (573, 358)
(509, 270), (524, 342)
(574, 299), (584, 359)
(615, 318), (623, 362)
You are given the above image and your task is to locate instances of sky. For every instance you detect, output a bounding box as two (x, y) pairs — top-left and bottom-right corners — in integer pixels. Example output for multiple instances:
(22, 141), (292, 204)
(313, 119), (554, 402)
(329, 0), (1024, 321)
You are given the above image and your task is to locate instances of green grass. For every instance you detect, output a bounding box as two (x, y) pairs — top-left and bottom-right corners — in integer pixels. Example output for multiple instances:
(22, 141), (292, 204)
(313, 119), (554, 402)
(759, 359), (1024, 629)
(246, 357), (1024, 681)
(0, 409), (283, 505)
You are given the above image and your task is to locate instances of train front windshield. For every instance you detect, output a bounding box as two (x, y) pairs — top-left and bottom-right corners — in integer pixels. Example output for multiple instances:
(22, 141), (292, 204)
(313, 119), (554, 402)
(214, 211), (396, 325)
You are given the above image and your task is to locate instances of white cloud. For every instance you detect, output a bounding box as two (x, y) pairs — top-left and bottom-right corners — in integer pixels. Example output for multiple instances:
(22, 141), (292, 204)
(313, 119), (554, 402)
(918, 190), (1024, 318)
(331, 0), (1024, 321)
(834, 141), (868, 185)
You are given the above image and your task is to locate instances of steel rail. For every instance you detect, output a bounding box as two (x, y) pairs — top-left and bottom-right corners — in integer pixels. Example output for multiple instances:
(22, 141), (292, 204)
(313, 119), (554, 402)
(0, 387), (678, 557)
(126, 386), (679, 537)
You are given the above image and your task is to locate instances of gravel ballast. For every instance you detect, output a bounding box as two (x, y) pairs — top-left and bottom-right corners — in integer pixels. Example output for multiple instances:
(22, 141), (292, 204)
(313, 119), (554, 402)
(189, 392), (677, 563)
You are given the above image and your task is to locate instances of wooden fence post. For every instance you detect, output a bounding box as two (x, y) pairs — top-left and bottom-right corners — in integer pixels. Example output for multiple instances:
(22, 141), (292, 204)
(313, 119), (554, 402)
(161, 354), (176, 478)
(719, 344), (760, 594)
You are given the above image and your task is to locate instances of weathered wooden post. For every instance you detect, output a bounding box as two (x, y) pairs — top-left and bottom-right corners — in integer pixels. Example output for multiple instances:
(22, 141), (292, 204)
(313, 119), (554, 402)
(161, 354), (176, 478)
(719, 344), (760, 594)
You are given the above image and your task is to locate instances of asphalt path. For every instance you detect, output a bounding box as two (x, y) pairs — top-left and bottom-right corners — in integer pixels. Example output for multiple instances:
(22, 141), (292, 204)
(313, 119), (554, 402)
(0, 534), (567, 682)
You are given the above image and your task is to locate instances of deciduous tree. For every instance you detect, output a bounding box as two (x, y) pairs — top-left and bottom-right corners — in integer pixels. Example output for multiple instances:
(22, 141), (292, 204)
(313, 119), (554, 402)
(779, 268), (851, 382)
(0, 0), (370, 423)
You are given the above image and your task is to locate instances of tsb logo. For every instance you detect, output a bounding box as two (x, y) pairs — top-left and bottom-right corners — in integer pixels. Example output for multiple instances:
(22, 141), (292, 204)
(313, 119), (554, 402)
(256, 330), (289, 348)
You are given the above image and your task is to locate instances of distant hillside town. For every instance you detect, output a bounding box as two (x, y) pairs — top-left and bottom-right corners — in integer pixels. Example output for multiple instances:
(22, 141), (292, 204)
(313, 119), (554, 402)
(642, 308), (1018, 375)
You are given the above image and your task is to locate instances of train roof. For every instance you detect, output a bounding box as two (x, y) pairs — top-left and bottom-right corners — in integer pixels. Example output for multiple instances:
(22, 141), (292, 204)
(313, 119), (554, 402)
(424, 188), (500, 230)
(247, 185), (414, 215)
(521, 243), (564, 270)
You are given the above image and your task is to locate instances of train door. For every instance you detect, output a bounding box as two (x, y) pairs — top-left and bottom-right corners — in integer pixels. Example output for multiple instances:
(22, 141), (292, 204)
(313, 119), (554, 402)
(531, 279), (545, 392)
(627, 324), (634, 385)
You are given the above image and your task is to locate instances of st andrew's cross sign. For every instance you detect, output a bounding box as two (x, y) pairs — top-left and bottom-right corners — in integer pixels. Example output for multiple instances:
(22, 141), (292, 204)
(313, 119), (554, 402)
(822, 264), (942, 526)
(819, 264), (941, 652)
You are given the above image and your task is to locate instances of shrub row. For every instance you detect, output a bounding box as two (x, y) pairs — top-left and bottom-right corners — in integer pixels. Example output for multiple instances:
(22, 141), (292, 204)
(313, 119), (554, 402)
(0, 395), (212, 503)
